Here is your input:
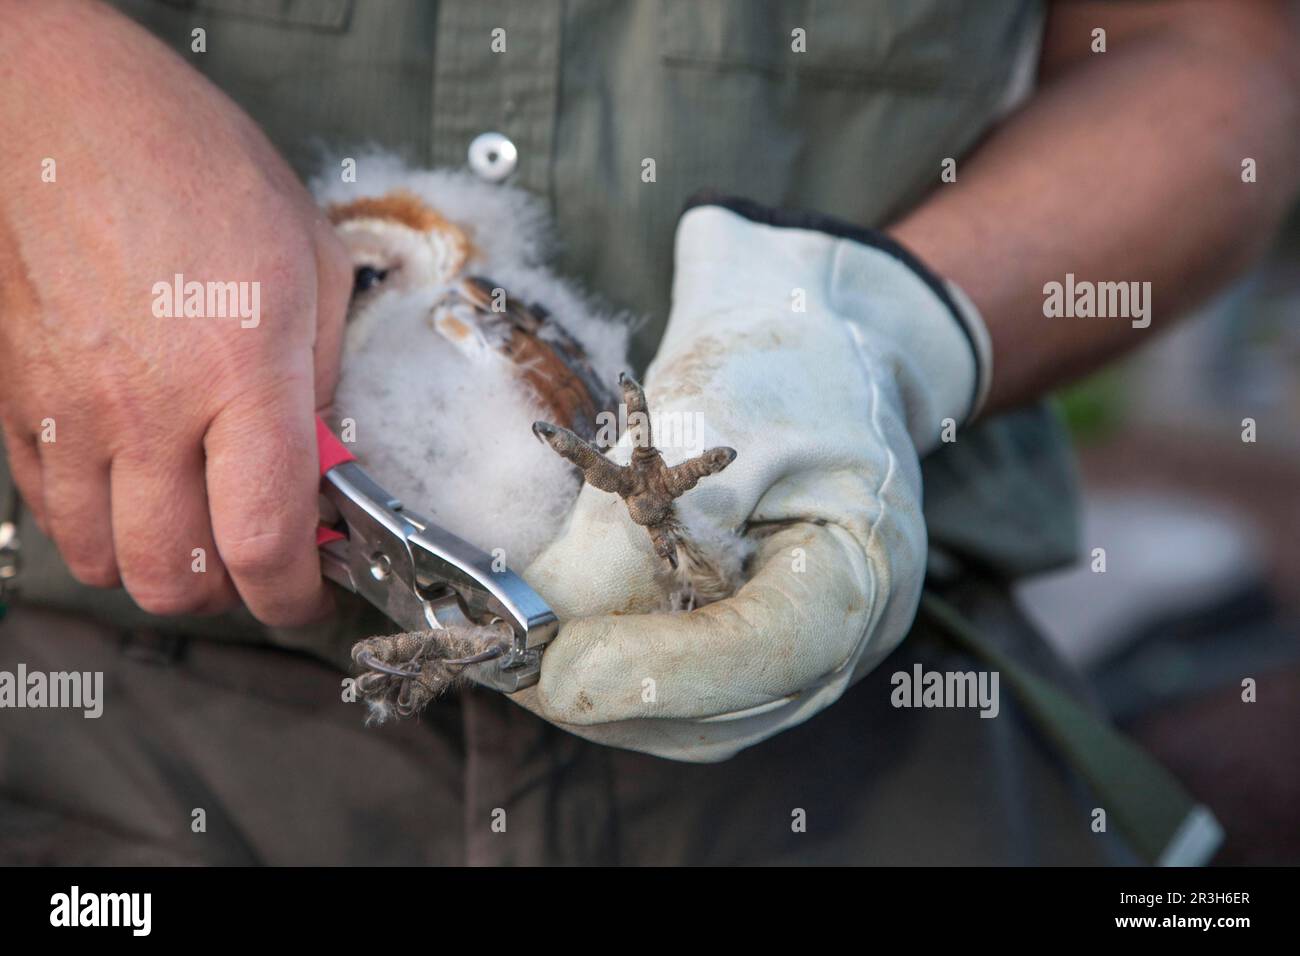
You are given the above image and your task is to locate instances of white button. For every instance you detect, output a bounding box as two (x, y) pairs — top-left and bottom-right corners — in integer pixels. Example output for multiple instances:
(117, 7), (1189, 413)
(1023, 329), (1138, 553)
(468, 132), (517, 182)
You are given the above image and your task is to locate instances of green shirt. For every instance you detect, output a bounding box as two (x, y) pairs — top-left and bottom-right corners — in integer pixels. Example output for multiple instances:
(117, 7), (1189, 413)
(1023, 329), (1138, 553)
(6, 0), (1080, 648)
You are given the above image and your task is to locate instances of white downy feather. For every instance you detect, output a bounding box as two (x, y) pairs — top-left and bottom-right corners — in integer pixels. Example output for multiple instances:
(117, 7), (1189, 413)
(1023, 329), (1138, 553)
(313, 156), (630, 568)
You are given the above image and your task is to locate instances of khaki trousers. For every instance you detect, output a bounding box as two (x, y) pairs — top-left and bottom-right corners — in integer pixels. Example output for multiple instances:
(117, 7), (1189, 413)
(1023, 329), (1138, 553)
(0, 577), (1132, 865)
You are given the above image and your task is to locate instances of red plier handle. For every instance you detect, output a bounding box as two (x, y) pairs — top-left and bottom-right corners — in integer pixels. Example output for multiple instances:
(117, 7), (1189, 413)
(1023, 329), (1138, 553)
(316, 416), (355, 546)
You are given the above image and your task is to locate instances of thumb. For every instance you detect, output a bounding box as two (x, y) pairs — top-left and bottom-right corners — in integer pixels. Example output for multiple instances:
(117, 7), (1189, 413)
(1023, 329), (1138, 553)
(535, 523), (875, 725)
(523, 482), (667, 620)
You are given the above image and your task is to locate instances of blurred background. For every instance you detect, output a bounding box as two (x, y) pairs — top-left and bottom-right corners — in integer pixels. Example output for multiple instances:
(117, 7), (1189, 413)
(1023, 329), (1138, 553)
(1018, 205), (1300, 865)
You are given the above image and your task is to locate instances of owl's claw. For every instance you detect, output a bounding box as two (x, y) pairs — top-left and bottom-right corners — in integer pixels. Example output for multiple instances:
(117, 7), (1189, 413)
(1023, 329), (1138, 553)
(350, 623), (512, 721)
(355, 651), (423, 680)
(533, 372), (736, 569)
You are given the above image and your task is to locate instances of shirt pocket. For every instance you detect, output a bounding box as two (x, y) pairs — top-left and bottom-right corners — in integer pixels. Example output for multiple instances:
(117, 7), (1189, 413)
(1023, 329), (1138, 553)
(660, 0), (960, 90)
(148, 0), (352, 32)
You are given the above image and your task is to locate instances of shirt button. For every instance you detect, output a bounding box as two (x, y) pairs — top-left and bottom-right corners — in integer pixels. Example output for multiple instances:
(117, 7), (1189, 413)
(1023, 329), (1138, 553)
(468, 132), (518, 183)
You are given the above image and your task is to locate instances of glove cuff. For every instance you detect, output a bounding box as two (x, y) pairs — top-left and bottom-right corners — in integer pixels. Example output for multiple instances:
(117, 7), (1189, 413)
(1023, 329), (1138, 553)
(677, 194), (993, 442)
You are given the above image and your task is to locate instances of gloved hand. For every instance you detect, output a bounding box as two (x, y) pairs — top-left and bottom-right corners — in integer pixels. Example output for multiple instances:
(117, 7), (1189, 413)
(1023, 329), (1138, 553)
(514, 197), (991, 762)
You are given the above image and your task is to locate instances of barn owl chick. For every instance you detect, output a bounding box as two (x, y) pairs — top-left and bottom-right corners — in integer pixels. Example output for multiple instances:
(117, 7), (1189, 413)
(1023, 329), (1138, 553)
(315, 160), (743, 717)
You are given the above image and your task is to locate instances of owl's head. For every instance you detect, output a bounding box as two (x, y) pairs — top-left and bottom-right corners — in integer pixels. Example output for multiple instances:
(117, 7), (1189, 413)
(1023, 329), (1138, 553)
(327, 190), (476, 317)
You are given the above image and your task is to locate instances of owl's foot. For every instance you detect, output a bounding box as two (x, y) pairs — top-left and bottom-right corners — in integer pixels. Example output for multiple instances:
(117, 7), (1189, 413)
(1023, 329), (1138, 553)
(351, 622), (512, 721)
(532, 372), (736, 569)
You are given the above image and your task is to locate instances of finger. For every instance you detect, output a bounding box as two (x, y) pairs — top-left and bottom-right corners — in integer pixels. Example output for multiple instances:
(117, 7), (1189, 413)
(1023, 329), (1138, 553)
(38, 438), (120, 589)
(111, 441), (238, 617)
(1, 421), (47, 532)
(205, 371), (329, 626)
(311, 222), (352, 411)
(537, 523), (876, 725)
(524, 483), (666, 620)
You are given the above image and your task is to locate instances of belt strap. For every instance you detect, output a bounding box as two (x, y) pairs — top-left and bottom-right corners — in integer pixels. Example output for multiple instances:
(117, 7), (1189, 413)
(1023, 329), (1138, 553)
(919, 590), (1222, 866)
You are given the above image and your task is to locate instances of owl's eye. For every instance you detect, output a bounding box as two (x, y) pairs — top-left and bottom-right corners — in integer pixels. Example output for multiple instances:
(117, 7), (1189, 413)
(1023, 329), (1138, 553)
(353, 266), (389, 294)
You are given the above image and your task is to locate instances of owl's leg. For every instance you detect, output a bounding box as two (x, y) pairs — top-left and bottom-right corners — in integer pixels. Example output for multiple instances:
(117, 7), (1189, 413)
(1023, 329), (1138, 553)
(351, 623), (512, 721)
(535, 372), (737, 570)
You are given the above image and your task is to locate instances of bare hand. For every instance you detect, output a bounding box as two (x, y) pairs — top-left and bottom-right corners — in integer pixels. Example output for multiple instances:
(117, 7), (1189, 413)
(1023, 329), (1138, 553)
(0, 2), (351, 624)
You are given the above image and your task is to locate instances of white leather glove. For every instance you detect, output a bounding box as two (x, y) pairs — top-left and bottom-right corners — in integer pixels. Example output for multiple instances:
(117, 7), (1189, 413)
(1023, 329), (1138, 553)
(514, 198), (991, 762)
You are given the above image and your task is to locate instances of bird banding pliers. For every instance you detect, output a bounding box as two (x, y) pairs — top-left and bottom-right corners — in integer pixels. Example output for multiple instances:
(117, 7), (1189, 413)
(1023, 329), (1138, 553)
(314, 417), (556, 693)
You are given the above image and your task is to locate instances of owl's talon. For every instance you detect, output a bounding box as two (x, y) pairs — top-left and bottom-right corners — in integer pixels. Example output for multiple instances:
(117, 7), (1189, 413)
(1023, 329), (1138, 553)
(535, 372), (736, 569)
(354, 650), (420, 679)
(350, 623), (512, 722)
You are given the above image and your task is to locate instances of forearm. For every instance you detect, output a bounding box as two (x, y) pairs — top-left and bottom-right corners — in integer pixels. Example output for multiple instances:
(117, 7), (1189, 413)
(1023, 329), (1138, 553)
(890, 0), (1300, 415)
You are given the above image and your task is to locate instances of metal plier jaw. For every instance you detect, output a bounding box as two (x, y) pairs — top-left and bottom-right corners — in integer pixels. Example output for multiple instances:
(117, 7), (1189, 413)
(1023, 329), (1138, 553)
(315, 418), (556, 693)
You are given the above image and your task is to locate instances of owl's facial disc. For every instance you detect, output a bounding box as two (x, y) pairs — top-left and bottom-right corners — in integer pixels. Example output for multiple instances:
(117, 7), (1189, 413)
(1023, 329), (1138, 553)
(335, 217), (476, 323)
(327, 191), (476, 321)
